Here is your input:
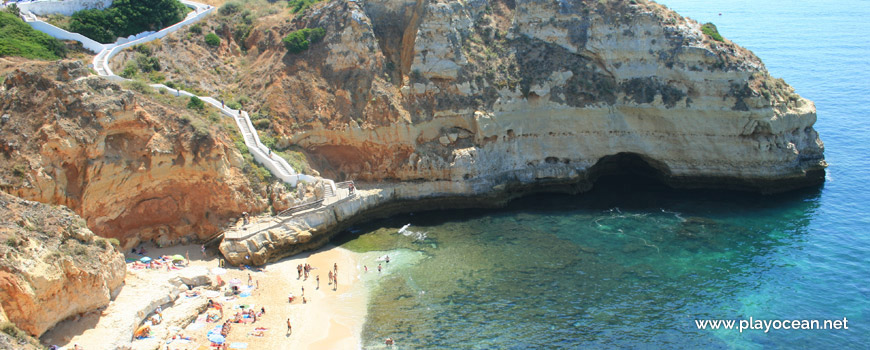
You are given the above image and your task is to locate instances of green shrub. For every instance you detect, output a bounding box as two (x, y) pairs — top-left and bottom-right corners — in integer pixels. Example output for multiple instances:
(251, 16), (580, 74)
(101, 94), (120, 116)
(125, 79), (152, 94)
(187, 96), (205, 110)
(148, 71), (165, 83)
(0, 12), (68, 59)
(219, 1), (241, 16)
(135, 54), (161, 72)
(288, 0), (323, 14)
(205, 33), (221, 47)
(69, 0), (190, 44)
(120, 61), (138, 78)
(107, 238), (120, 246)
(134, 43), (152, 55)
(226, 101), (242, 110)
(4, 4), (20, 17)
(258, 133), (277, 149)
(189, 23), (202, 34)
(253, 118), (271, 129)
(282, 27), (325, 54)
(701, 22), (723, 42)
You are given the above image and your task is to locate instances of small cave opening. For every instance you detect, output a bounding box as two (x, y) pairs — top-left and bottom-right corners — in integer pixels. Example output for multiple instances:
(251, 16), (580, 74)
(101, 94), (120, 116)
(587, 152), (672, 189)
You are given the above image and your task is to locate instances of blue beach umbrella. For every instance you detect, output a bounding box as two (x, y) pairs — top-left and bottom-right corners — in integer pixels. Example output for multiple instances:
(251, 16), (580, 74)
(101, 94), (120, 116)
(140, 257), (152, 263)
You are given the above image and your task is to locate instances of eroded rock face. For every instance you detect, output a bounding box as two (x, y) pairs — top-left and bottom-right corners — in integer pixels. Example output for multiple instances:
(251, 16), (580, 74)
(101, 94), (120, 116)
(0, 58), (268, 247)
(184, 0), (823, 193)
(0, 190), (125, 337)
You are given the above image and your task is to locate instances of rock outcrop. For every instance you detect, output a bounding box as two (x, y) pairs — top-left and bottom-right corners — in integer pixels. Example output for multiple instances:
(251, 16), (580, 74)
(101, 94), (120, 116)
(143, 0), (824, 194)
(0, 58), (269, 247)
(0, 190), (125, 337)
(207, 0), (827, 264)
(286, 0), (825, 193)
(40, 265), (213, 349)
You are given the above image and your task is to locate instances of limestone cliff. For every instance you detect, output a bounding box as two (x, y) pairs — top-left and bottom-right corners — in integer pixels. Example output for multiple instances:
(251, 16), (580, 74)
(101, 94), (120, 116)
(140, 0), (824, 194)
(0, 58), (268, 247)
(0, 190), (125, 337)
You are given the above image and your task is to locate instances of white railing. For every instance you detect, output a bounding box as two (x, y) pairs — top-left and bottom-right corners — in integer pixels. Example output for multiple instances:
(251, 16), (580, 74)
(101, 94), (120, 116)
(18, 0), (315, 187)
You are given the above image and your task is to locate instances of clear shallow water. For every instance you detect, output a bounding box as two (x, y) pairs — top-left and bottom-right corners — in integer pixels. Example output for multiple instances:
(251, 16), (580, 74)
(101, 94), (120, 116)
(339, 0), (870, 348)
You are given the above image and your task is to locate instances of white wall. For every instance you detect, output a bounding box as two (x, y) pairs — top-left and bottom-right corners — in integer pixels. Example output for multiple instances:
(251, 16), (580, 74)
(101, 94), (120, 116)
(25, 20), (105, 53)
(15, 0), (112, 16)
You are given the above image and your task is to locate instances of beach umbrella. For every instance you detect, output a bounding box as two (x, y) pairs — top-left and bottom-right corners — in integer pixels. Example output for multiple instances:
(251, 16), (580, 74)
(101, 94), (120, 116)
(171, 254), (185, 261)
(211, 267), (227, 275)
(228, 278), (242, 286)
(139, 257), (152, 263)
(207, 333), (225, 344)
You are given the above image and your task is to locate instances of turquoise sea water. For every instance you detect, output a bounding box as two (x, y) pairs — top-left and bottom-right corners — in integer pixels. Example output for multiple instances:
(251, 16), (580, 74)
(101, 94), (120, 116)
(339, 0), (870, 348)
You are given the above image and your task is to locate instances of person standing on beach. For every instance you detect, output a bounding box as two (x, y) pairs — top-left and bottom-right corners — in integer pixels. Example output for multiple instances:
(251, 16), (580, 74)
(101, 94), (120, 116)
(287, 319), (292, 335)
(328, 270), (333, 285)
(334, 263), (338, 274)
(333, 275), (338, 290)
(301, 285), (304, 296)
(201, 245), (206, 258)
(316, 275), (320, 289)
(378, 263), (382, 273)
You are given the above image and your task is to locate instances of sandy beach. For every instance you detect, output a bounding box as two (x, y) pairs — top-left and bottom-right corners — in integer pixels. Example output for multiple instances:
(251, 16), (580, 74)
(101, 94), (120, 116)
(42, 243), (368, 350)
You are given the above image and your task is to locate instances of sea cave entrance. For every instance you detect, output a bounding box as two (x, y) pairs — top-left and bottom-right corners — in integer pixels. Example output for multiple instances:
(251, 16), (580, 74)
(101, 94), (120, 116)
(586, 152), (672, 189)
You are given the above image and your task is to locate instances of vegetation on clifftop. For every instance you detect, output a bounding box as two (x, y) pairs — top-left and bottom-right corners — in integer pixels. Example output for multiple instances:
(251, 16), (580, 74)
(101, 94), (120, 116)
(0, 11), (67, 59)
(288, 0), (324, 14)
(69, 0), (190, 43)
(701, 22), (724, 41)
(282, 27), (325, 54)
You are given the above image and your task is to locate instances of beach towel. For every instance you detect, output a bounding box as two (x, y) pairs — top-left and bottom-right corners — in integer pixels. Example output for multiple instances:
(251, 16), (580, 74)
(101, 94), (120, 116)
(240, 292), (251, 297)
(188, 323), (205, 331)
(229, 343), (248, 349)
(195, 315), (207, 323)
